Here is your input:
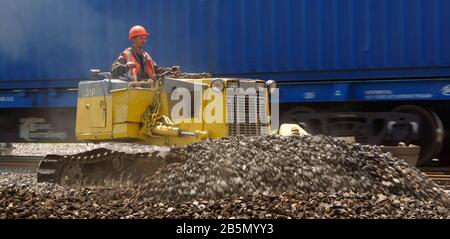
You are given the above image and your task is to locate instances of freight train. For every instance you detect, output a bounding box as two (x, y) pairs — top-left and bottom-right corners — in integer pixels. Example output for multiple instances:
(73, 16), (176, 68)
(1, 0), (450, 166)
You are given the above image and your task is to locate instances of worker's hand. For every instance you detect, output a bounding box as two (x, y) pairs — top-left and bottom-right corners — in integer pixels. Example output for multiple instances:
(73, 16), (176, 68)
(126, 62), (137, 69)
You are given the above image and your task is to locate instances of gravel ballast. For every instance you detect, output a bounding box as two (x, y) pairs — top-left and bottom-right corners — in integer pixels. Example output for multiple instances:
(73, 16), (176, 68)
(0, 172), (448, 219)
(1, 135), (449, 218)
(138, 135), (449, 207)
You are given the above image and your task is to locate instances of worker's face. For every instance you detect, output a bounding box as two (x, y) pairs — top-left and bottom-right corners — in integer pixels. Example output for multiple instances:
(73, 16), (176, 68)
(132, 36), (147, 49)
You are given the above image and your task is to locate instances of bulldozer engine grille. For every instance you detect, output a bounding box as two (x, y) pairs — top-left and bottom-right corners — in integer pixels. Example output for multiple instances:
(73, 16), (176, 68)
(226, 81), (270, 136)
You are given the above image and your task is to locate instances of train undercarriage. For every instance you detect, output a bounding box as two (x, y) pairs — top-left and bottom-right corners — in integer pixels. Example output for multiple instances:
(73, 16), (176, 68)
(280, 102), (450, 167)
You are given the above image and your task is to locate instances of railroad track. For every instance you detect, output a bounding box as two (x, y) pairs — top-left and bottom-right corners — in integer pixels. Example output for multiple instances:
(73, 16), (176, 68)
(419, 167), (450, 191)
(0, 155), (42, 170)
(424, 173), (450, 190)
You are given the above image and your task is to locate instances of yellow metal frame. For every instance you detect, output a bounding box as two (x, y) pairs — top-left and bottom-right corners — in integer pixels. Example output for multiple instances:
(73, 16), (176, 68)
(75, 78), (270, 146)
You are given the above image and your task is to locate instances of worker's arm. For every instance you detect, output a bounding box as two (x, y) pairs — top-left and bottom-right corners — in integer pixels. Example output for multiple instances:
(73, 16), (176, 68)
(111, 53), (129, 78)
(153, 61), (160, 72)
(152, 60), (160, 80)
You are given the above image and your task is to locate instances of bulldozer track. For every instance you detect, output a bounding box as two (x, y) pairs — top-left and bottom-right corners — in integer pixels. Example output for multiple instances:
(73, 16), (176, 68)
(0, 155), (42, 170)
(36, 143), (174, 186)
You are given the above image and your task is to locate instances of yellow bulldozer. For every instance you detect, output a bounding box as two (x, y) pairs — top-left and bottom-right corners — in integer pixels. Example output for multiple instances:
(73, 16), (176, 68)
(37, 69), (303, 186)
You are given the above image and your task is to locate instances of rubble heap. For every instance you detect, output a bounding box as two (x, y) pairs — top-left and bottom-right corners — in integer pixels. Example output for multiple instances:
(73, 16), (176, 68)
(138, 135), (449, 207)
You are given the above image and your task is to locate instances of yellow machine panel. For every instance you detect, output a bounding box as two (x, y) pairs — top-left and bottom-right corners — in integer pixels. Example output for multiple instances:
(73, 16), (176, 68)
(76, 96), (113, 140)
(112, 123), (140, 139)
(75, 77), (272, 146)
(112, 88), (156, 124)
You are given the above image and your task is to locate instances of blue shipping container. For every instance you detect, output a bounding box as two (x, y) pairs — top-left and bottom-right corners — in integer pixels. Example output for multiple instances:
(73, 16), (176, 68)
(1, 0), (450, 89)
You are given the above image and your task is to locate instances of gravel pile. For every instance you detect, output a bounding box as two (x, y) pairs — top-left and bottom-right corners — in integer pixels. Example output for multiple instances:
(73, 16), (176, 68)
(138, 135), (450, 207)
(8, 143), (167, 157)
(9, 143), (95, 156)
(2, 134), (449, 218)
(156, 66), (212, 80)
(0, 172), (448, 219)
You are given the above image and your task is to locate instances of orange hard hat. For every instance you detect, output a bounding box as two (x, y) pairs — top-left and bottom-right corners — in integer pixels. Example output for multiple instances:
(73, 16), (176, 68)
(129, 25), (150, 40)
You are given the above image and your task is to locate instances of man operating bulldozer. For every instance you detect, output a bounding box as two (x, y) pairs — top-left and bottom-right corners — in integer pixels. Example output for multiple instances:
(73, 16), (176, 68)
(111, 25), (158, 84)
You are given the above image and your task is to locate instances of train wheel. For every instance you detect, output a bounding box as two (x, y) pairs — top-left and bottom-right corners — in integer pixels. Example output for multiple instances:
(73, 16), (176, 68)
(391, 105), (444, 166)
